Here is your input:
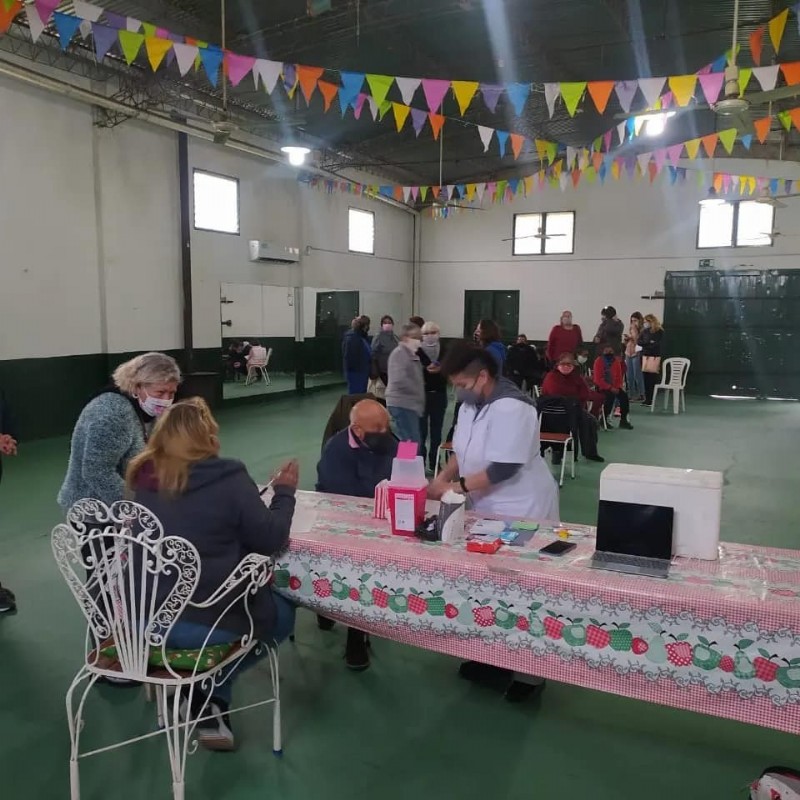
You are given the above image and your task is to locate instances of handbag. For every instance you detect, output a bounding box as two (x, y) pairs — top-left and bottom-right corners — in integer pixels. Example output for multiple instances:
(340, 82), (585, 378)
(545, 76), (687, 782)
(367, 377), (386, 399)
(642, 356), (662, 374)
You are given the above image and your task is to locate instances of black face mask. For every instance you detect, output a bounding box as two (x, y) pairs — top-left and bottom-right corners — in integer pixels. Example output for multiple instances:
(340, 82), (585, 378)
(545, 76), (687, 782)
(363, 432), (394, 454)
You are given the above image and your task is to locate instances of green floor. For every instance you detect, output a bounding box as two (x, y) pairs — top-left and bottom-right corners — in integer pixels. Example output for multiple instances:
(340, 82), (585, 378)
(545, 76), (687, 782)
(1, 392), (799, 799)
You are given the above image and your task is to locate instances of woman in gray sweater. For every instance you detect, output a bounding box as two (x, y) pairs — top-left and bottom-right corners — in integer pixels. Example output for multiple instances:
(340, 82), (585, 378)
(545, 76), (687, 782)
(385, 323), (425, 444)
(58, 352), (181, 511)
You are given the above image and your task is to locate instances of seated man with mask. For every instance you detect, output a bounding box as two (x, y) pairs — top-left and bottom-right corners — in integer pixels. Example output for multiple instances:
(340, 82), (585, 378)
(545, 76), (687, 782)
(316, 399), (397, 669)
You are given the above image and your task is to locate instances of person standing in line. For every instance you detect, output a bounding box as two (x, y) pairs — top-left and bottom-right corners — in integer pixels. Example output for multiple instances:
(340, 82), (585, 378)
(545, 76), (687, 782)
(0, 387), (18, 614)
(342, 316), (372, 395)
(593, 306), (625, 356)
(474, 319), (506, 371)
(639, 313), (665, 407)
(546, 310), (583, 365)
(385, 323), (425, 444)
(592, 345), (634, 430)
(371, 315), (399, 387)
(418, 322), (448, 473)
(625, 311), (645, 401)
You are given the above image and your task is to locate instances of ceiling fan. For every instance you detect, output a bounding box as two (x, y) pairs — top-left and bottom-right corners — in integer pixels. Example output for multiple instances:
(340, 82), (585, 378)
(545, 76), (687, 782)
(620, 0), (800, 135)
(500, 227), (565, 242)
(426, 126), (484, 211)
(755, 189), (800, 208)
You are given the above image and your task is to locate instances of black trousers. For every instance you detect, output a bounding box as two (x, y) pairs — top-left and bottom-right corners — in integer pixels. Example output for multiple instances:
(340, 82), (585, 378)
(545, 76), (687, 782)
(420, 391), (448, 469)
(644, 372), (658, 405)
(602, 389), (630, 420)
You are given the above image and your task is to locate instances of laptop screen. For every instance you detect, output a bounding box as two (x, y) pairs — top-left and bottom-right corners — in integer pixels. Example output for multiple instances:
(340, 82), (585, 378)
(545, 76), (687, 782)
(596, 500), (674, 559)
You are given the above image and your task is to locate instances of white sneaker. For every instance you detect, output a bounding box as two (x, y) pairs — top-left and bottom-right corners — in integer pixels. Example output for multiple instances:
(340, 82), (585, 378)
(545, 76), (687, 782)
(196, 700), (235, 752)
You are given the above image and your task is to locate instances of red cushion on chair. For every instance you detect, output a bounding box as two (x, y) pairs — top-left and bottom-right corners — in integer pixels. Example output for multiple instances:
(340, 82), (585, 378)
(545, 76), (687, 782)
(540, 432), (571, 443)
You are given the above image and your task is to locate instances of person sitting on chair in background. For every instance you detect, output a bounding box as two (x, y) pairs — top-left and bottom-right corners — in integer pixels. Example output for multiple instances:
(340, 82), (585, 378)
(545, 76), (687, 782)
(546, 310), (583, 365)
(0, 386), (18, 614)
(371, 315), (399, 387)
(129, 398), (297, 751)
(385, 323), (425, 444)
(419, 322), (448, 474)
(507, 334), (546, 394)
(342, 316), (372, 395)
(639, 313), (665, 407)
(592, 345), (634, 430)
(575, 347), (591, 379)
(540, 353), (604, 462)
(593, 306), (625, 356)
(316, 399), (397, 670)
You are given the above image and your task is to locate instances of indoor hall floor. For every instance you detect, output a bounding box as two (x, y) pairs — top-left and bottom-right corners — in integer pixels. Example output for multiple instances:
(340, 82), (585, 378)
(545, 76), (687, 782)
(1, 392), (798, 800)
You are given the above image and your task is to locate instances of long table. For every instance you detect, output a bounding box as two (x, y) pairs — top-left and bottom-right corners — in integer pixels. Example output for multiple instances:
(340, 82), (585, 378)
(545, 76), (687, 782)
(273, 491), (800, 734)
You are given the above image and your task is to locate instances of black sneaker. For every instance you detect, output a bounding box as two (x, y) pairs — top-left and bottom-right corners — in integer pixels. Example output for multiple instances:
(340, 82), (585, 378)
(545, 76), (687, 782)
(619, 420), (634, 430)
(317, 615), (335, 631)
(0, 585), (16, 614)
(345, 627), (370, 671)
(458, 660), (513, 690)
(585, 454), (605, 462)
(505, 678), (546, 703)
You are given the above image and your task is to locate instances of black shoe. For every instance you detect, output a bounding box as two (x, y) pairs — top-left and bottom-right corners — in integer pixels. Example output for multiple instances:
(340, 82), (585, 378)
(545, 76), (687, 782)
(619, 420), (634, 430)
(345, 628), (370, 671)
(458, 660), (513, 690)
(0, 585), (16, 614)
(317, 615), (335, 631)
(505, 679), (546, 703)
(585, 454), (605, 462)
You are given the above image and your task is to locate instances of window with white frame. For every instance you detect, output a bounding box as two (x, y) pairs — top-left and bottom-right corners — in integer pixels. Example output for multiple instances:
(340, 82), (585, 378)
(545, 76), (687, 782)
(348, 208), (375, 254)
(512, 211), (575, 255)
(697, 200), (774, 249)
(193, 170), (240, 234)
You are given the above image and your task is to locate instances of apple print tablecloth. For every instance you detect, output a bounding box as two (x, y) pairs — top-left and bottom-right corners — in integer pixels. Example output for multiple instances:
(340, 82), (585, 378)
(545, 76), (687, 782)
(274, 491), (800, 734)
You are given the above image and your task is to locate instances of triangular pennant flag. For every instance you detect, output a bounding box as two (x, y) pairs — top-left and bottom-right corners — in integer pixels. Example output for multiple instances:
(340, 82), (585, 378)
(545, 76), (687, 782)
(421, 78), (450, 113)
(25, 5), (46, 41)
(545, 141), (557, 165)
(496, 130), (509, 157)
(653, 149), (667, 173)
(402, 186), (411, 204)
(667, 74), (697, 106)
(701, 132), (719, 157)
(769, 8), (789, 54)
(586, 80), (615, 114)
(523, 176), (534, 195)
(104, 12), (126, 30)
(616, 120), (626, 143)
(410, 108), (427, 136)
(198, 46), (224, 87)
(750, 25), (765, 65)
(638, 76), (666, 108)
(698, 72), (724, 105)
(668, 165), (679, 185)
(0, 0), (20, 34)
(142, 22), (156, 38)
(377, 99), (392, 120)
(465, 183), (476, 201)
(126, 17), (141, 32)
(144, 36), (172, 71)
(565, 145), (577, 168)
(648, 161), (659, 183)
(571, 169), (581, 188)
(338, 72), (365, 110)
(282, 63), (298, 98)
(451, 80), (479, 115)
(586, 166), (598, 184)
(558, 171), (569, 191)
(365, 74), (394, 107)
(752, 64), (780, 91)
(509, 133), (525, 160)
(485, 181), (497, 199)
(636, 152), (652, 174)
(592, 151), (604, 171)
(53, 12), (81, 50)
(560, 82), (586, 116)
(317, 80), (339, 112)
(738, 67), (752, 96)
(410, 186), (420, 201)
(603, 130), (613, 151)
(754, 116), (771, 143)
(718, 128), (737, 154)
(769, 177), (778, 195)
(660, 90), (674, 109)
(611, 159), (621, 179)
(506, 82), (531, 115)
(779, 109), (792, 131)
(684, 138), (701, 159)
(92, 23), (118, 61)
(118, 30), (144, 65)
(789, 108), (800, 132)
(395, 77), (421, 106)
(74, 0), (102, 21)
(578, 147), (590, 169)
(478, 125), (494, 152)
(544, 82), (560, 117)
(353, 94), (368, 120)
(780, 61), (800, 86)
(33, 0), (58, 24)
(431, 186), (441, 199)
(428, 112), (445, 140)
(480, 83), (503, 113)
(254, 59), (282, 93)
(667, 143), (684, 166)
(392, 102), (410, 132)
(475, 183), (485, 203)
(534, 138), (548, 163)
(228, 53), (258, 88)
(741, 134), (753, 150)
(615, 80), (638, 113)
(173, 43), (199, 77)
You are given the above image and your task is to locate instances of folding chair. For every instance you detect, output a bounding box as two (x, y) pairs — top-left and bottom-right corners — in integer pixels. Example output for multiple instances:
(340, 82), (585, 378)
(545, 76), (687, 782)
(536, 396), (579, 487)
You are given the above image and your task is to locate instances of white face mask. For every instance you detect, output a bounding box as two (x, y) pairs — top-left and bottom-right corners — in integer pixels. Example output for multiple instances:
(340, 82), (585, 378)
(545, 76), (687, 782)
(577, 355), (588, 365)
(422, 334), (439, 344)
(643, 322), (651, 330)
(405, 339), (422, 353)
(139, 391), (173, 417)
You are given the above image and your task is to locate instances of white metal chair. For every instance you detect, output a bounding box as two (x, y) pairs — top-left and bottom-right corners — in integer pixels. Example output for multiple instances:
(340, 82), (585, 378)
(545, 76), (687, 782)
(52, 499), (282, 800)
(245, 346), (272, 386)
(651, 357), (691, 414)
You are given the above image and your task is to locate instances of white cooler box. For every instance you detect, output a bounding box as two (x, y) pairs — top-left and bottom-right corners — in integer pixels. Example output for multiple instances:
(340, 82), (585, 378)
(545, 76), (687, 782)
(599, 464), (723, 561)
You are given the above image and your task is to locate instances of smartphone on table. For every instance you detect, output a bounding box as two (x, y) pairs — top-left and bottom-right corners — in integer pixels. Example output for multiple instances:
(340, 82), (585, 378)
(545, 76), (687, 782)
(538, 540), (577, 556)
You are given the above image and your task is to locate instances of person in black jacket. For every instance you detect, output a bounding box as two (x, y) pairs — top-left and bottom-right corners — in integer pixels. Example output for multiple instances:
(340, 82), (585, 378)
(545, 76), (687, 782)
(128, 398), (297, 752)
(0, 388), (18, 614)
(639, 313), (665, 406)
(316, 399), (397, 670)
(506, 334), (546, 394)
(418, 322), (448, 473)
(342, 316), (372, 394)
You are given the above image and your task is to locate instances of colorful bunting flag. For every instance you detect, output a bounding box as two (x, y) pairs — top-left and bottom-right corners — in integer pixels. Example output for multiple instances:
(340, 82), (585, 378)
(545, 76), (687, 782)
(53, 11), (81, 49)
(666, 143), (683, 166)
(421, 78), (450, 113)
(615, 80), (638, 114)
(33, 0), (59, 24)
(668, 74), (697, 106)
(750, 26), (765, 66)
(586, 80), (615, 114)
(227, 53), (258, 88)
(198, 45), (223, 87)
(104, 12), (126, 30)
(769, 8), (789, 54)
(543, 82), (560, 117)
(480, 83), (503, 113)
(741, 134), (753, 150)
(254, 59), (281, 93)
(144, 36), (172, 71)
(701, 132), (718, 157)
(780, 61), (800, 86)
(684, 138), (701, 160)
(73, 0), (102, 22)
(118, 30), (144, 65)
(428, 112), (445, 140)
(738, 68), (752, 96)
(638, 77), (666, 108)
(753, 64), (780, 91)
(126, 17), (141, 32)
(317, 80), (339, 112)
(779, 109), (792, 131)
(698, 72), (724, 104)
(754, 116), (771, 143)
(391, 102), (410, 132)
(718, 128), (737, 154)
(25, 4), (45, 41)
(338, 72), (365, 111)
(789, 108), (800, 132)
(395, 77), (420, 105)
(92, 23), (118, 61)
(560, 82), (586, 116)
(410, 108), (427, 136)
(173, 43), (199, 78)
(509, 133), (525, 160)
(0, 0), (20, 34)
(282, 63), (298, 98)
(365, 74), (394, 107)
(142, 22), (156, 38)
(506, 82), (531, 115)
(496, 130), (509, 157)
(451, 80), (479, 115)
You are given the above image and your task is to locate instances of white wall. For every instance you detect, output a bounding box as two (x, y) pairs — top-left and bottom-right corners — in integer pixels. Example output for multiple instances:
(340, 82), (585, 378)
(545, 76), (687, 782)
(419, 174), (800, 340)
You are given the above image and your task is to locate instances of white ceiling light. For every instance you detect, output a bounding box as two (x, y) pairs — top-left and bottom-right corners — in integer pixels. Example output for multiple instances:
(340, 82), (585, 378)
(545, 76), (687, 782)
(635, 111), (676, 137)
(281, 145), (311, 166)
(699, 187), (727, 207)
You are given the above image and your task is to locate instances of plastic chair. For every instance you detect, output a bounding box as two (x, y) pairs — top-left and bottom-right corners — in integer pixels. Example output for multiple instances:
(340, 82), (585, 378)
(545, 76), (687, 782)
(52, 499), (282, 800)
(651, 357), (691, 414)
(245, 347), (272, 386)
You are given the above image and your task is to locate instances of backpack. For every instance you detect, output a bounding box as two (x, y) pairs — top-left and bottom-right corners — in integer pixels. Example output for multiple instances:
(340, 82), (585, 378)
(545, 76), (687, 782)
(751, 767), (800, 799)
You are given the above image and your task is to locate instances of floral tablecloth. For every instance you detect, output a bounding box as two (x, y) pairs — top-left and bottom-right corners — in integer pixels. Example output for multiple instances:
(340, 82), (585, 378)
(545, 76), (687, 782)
(273, 491), (800, 734)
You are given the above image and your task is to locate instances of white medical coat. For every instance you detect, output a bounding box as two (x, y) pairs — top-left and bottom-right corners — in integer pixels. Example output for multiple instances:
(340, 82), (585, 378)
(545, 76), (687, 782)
(453, 396), (560, 521)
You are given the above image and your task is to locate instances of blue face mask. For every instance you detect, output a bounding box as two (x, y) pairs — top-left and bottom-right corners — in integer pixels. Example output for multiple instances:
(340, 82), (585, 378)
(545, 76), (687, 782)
(603, 354), (615, 363)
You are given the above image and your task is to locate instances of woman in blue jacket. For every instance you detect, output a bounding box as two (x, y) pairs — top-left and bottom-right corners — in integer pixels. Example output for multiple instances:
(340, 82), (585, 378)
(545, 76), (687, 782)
(474, 319), (506, 372)
(341, 316), (372, 394)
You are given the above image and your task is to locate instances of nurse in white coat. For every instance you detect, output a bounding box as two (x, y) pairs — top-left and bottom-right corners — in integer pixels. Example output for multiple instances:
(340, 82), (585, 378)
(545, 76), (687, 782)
(430, 344), (559, 522)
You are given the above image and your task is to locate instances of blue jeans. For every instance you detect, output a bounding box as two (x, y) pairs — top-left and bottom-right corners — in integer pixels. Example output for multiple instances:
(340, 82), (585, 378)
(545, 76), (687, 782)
(626, 355), (644, 398)
(388, 406), (421, 445)
(166, 592), (295, 704)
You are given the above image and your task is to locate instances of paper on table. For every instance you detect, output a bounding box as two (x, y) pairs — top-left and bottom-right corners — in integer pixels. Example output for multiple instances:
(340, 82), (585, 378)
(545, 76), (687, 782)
(290, 508), (318, 535)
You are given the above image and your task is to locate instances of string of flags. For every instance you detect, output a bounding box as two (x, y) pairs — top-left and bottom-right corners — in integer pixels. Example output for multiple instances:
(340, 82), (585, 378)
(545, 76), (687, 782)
(3, 0), (800, 128)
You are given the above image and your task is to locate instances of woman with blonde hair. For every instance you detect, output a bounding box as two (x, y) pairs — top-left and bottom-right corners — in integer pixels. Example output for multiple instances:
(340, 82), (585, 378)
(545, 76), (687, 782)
(127, 398), (298, 751)
(639, 313), (665, 407)
(58, 352), (181, 511)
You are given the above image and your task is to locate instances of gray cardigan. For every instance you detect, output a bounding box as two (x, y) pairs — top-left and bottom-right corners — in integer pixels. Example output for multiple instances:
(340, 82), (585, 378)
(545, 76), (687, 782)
(58, 392), (148, 511)
(385, 344), (425, 415)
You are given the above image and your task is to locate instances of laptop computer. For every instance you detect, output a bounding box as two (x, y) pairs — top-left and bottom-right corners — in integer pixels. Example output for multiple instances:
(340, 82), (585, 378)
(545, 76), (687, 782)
(590, 500), (674, 579)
